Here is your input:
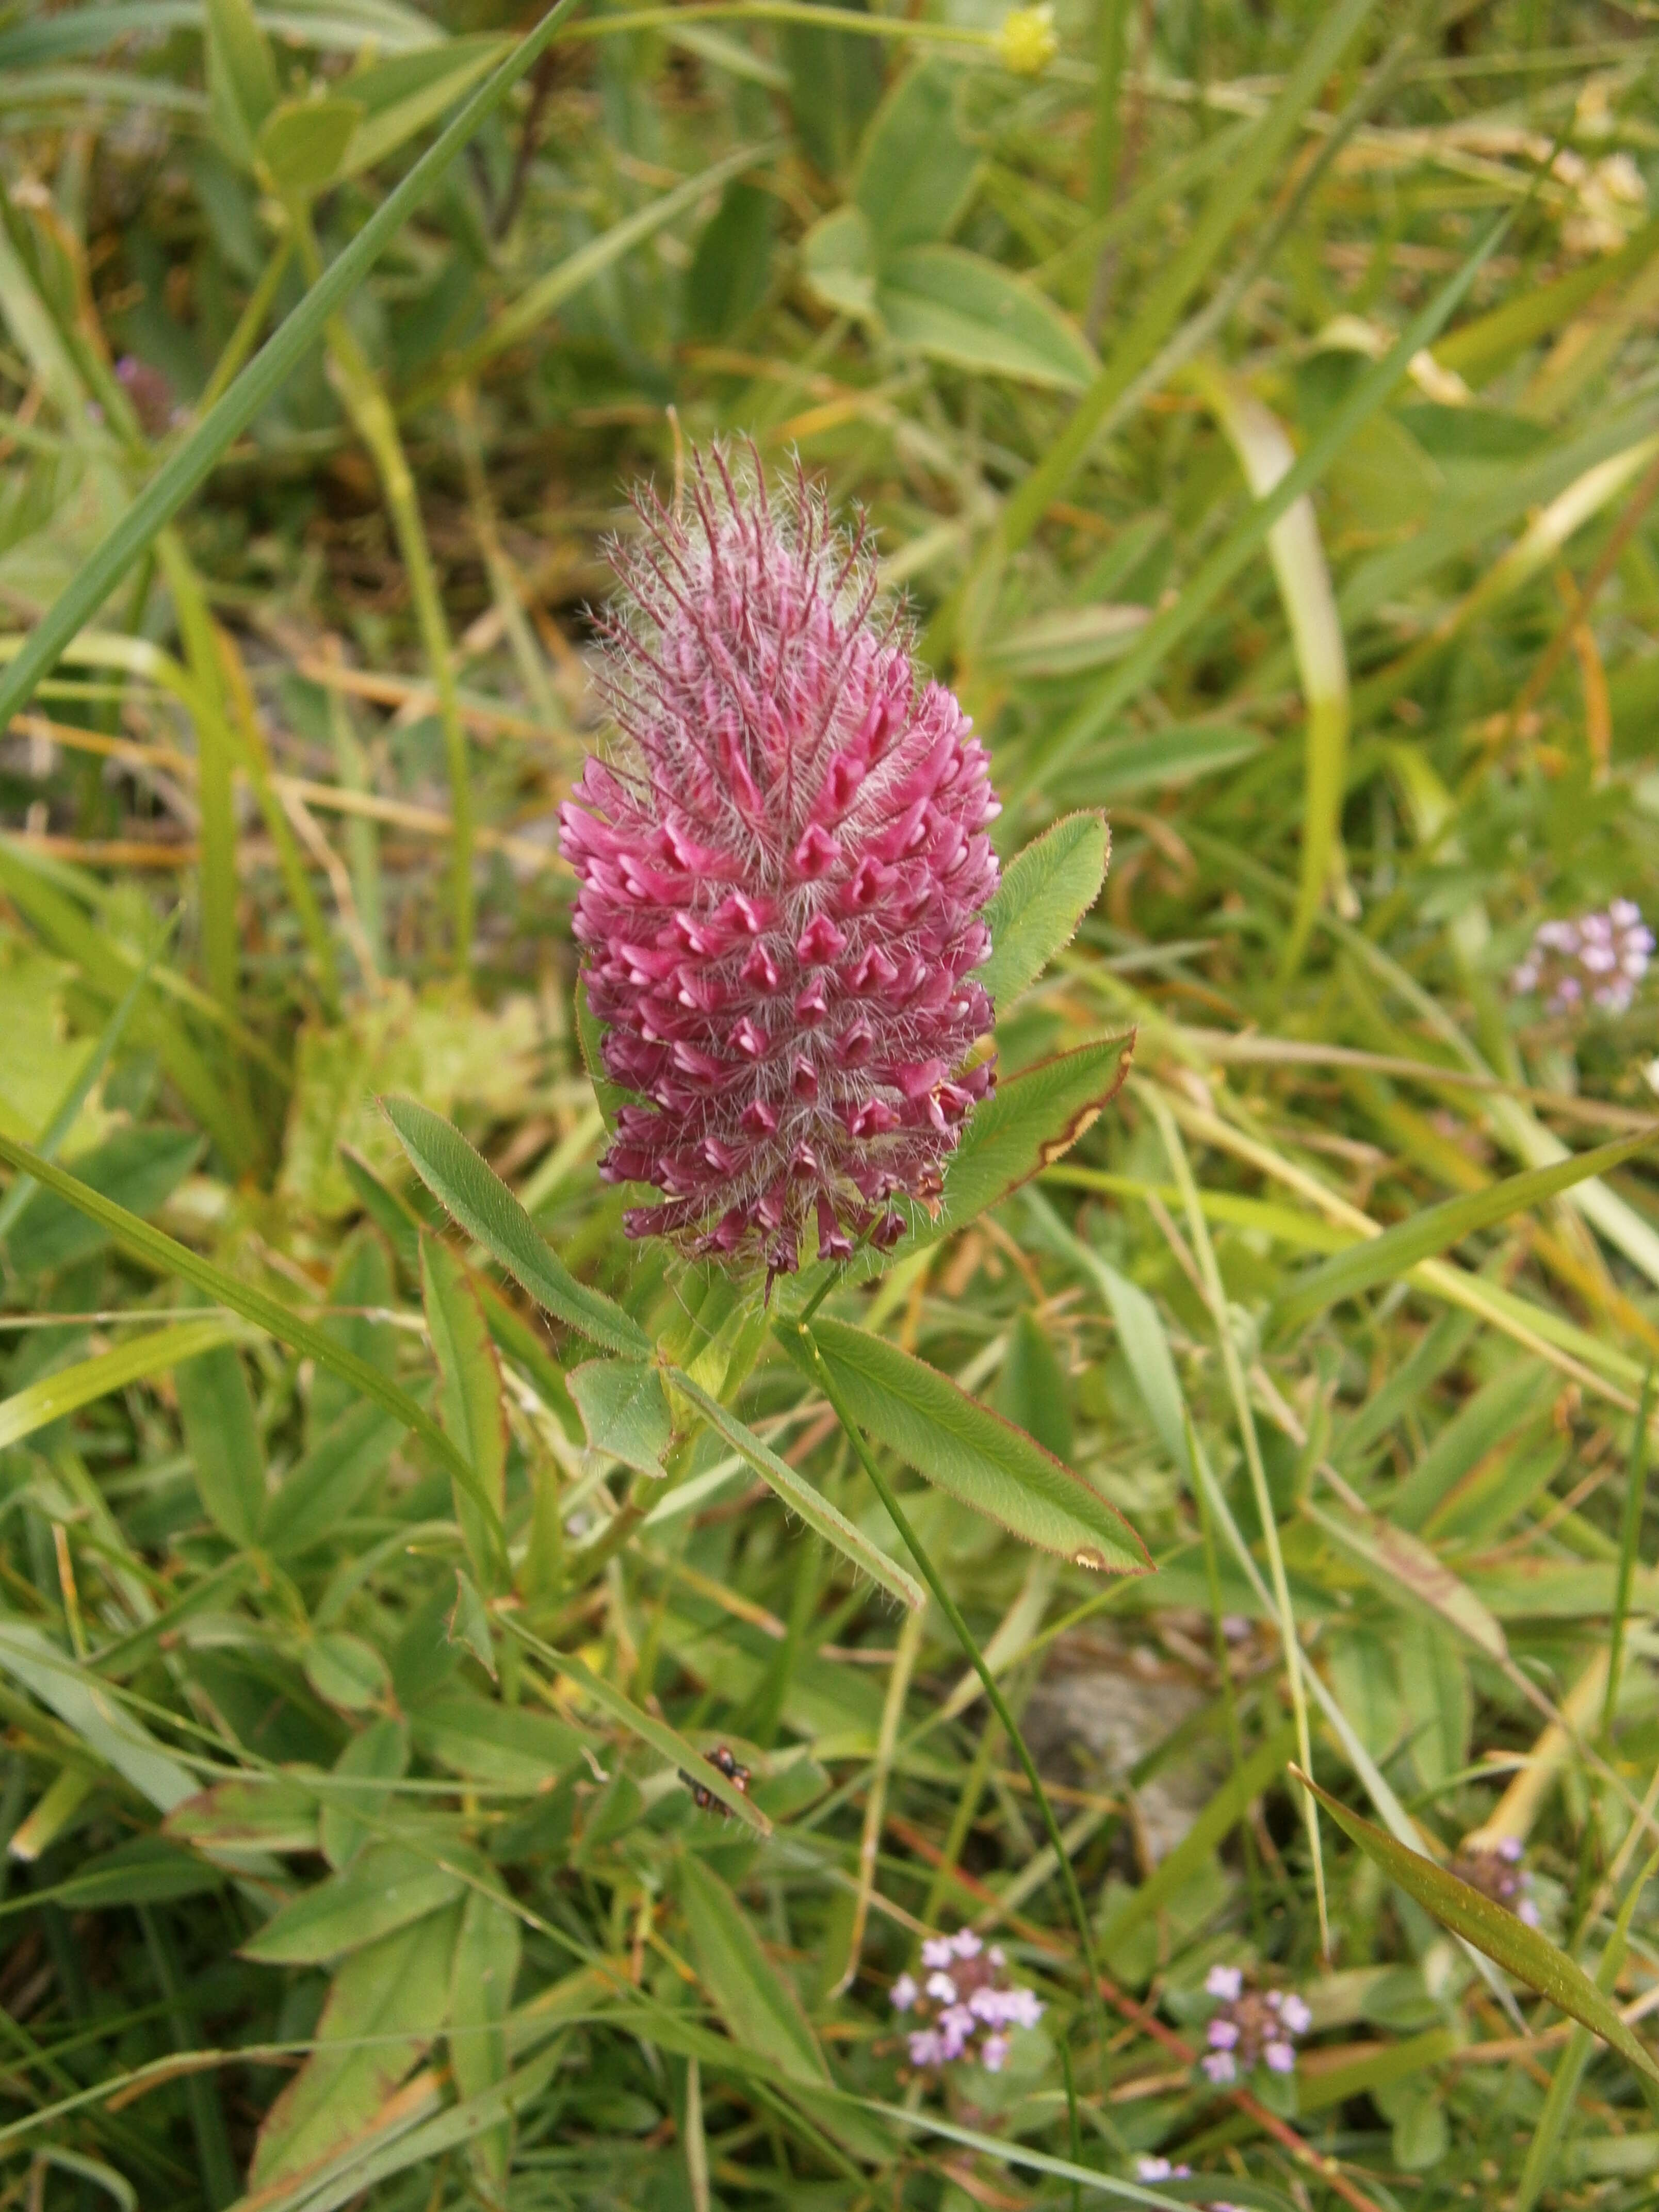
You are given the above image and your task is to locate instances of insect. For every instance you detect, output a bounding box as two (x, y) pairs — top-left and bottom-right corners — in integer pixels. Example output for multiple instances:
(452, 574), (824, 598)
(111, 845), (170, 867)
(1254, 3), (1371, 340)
(681, 1744), (751, 1814)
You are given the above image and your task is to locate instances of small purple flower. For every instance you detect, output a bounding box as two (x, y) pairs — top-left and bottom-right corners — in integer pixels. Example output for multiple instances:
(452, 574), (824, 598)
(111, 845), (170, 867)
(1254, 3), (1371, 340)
(1136, 2156), (1191, 2182)
(896, 1927), (1044, 2078)
(562, 446), (1001, 1284)
(1196, 1971), (1310, 2088)
(1512, 902), (1653, 1017)
(1452, 1838), (1540, 1926)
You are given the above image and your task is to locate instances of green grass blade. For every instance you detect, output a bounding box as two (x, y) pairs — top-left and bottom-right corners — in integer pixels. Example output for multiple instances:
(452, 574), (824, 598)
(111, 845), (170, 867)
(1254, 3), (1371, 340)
(0, 1320), (240, 1455)
(1276, 1125), (1659, 1330)
(0, 1129), (501, 1542)
(1294, 1767), (1659, 2094)
(0, 0), (583, 731)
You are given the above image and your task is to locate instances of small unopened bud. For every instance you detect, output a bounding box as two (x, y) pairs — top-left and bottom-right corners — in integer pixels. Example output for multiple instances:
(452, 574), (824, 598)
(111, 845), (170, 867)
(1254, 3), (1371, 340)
(997, 3), (1057, 74)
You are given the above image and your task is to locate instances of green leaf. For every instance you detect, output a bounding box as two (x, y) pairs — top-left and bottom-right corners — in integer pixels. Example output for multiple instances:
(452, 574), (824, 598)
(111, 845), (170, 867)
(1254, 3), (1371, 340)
(248, 1905), (461, 2187)
(16, 1837), (219, 1914)
(978, 814), (1110, 1011)
(338, 36), (509, 177)
(166, 1777), (322, 1860)
(175, 1342), (265, 1547)
(502, 1625), (771, 1835)
(0, 1128), (501, 1541)
(800, 205), (878, 322)
(0, 0), (584, 737)
(204, 0), (279, 166)
(321, 1715), (410, 1870)
(421, 1235), (509, 1588)
(669, 1365), (925, 1613)
(409, 1690), (580, 1792)
(853, 61), (978, 258)
(679, 1855), (828, 2089)
(1304, 1501), (1508, 1662)
(1275, 1125), (1659, 1330)
(448, 1888), (522, 2190)
(1292, 1768), (1659, 2090)
(6, 1124), (201, 1274)
(786, 1318), (1151, 1574)
(304, 1631), (393, 1713)
(568, 1358), (673, 1478)
(446, 1570), (496, 1681)
(242, 1841), (465, 1965)
(879, 246), (1098, 390)
(262, 1399), (403, 1558)
(0, 1319), (237, 1456)
(256, 94), (365, 198)
(0, 1621), (196, 1812)
(686, 178), (776, 340)
(384, 1096), (649, 1358)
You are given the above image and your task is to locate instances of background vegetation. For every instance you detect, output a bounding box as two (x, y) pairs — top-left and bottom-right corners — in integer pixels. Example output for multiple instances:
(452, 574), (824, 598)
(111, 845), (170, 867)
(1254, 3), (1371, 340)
(1, 0), (1659, 2206)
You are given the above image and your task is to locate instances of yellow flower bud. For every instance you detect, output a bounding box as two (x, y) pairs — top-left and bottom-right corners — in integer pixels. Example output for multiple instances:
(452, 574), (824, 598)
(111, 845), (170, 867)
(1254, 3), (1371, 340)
(997, 2), (1057, 74)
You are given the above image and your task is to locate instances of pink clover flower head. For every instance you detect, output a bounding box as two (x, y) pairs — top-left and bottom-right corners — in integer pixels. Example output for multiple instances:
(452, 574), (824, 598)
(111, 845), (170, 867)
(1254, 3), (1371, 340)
(890, 1973), (918, 2013)
(897, 1927), (1044, 2078)
(1511, 901), (1654, 1018)
(562, 446), (1001, 1284)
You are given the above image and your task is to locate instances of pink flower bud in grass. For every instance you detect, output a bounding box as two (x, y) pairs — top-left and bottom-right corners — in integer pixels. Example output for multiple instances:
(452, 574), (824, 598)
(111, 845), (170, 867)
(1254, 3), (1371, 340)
(562, 445), (1001, 1287)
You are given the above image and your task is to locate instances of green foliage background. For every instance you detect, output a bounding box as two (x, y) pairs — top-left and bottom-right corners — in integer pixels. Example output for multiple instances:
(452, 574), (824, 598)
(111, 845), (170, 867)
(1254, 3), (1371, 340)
(1, 1), (1659, 2206)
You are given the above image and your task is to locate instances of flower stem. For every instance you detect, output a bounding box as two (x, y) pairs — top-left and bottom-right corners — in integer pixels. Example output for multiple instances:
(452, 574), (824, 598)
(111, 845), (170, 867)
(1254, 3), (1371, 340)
(784, 1318), (1112, 2103)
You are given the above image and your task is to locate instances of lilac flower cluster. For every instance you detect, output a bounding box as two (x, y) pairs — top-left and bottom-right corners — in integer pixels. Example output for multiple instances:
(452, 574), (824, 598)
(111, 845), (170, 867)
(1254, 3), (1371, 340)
(1135, 2155), (1244, 2211)
(561, 447), (1000, 1284)
(1198, 1965), (1311, 2087)
(1450, 1837), (1540, 1926)
(1510, 901), (1653, 1017)
(891, 1929), (1043, 2075)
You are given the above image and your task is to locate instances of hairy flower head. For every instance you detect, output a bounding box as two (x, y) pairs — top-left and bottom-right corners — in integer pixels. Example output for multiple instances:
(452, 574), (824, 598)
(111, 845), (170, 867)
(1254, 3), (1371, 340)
(561, 447), (1000, 1282)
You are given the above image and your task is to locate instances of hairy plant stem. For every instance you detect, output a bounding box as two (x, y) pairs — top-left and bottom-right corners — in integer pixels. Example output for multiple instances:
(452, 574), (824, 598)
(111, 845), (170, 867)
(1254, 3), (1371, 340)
(783, 1316), (1112, 2105)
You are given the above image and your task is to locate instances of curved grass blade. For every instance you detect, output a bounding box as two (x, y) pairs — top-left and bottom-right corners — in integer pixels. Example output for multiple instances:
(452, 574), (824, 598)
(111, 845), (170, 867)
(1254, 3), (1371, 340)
(0, 1319), (239, 1455)
(670, 1365), (925, 1613)
(1291, 1767), (1659, 2093)
(0, 1130), (503, 1552)
(0, 0), (583, 731)
(384, 1095), (650, 1358)
(1276, 1124), (1659, 1330)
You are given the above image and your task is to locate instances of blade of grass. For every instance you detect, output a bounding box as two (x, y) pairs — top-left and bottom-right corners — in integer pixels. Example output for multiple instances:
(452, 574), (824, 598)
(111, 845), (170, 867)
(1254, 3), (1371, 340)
(0, 1130), (506, 1567)
(0, 0), (584, 732)
(1141, 1083), (1327, 1956)
(1021, 207), (1511, 803)
(1603, 1371), (1653, 1743)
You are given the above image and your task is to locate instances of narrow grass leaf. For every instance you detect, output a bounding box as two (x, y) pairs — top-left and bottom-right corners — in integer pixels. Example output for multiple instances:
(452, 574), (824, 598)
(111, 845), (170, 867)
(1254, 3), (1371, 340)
(670, 1365), (925, 1612)
(0, 1320), (237, 1456)
(679, 1855), (828, 2088)
(0, 1622), (197, 1812)
(500, 1622), (770, 1834)
(421, 1236), (509, 1588)
(0, 1129), (500, 1537)
(0, 0), (583, 733)
(384, 1096), (650, 1357)
(1303, 1502), (1508, 1662)
(977, 812), (1110, 1010)
(174, 1341), (266, 1547)
(1276, 1125), (1659, 1329)
(241, 1842), (465, 1965)
(785, 1316), (1151, 1573)
(1292, 1768), (1659, 2090)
